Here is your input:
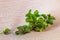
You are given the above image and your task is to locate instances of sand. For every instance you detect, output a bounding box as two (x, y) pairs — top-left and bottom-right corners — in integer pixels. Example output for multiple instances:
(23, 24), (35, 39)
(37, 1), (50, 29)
(0, 0), (60, 40)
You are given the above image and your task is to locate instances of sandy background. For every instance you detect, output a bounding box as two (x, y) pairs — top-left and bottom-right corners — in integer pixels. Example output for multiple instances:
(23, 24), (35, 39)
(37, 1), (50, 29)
(0, 0), (60, 40)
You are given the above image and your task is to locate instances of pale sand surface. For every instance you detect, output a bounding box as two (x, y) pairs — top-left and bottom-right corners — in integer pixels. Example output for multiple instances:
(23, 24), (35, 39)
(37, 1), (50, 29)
(0, 0), (60, 40)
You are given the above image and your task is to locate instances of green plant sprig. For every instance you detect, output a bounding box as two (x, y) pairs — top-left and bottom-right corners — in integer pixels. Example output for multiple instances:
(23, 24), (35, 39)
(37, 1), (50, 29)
(15, 9), (55, 35)
(3, 28), (11, 35)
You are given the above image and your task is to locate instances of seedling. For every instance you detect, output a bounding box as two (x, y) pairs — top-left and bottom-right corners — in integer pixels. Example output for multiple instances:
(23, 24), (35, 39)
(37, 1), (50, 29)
(3, 28), (11, 35)
(15, 9), (55, 35)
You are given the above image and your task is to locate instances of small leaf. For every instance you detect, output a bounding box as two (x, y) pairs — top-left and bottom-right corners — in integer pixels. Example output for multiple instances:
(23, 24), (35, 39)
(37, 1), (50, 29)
(35, 27), (43, 32)
(48, 14), (55, 20)
(15, 31), (20, 35)
(26, 9), (32, 17)
(26, 17), (33, 23)
(3, 28), (10, 35)
(46, 19), (53, 25)
(41, 14), (47, 19)
(34, 10), (40, 17)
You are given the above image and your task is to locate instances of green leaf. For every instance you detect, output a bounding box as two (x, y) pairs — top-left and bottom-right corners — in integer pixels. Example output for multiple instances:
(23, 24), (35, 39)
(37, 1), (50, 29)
(48, 14), (55, 20)
(34, 10), (40, 17)
(22, 25), (32, 33)
(41, 14), (47, 19)
(16, 25), (32, 34)
(42, 22), (48, 28)
(48, 16), (55, 20)
(37, 18), (48, 28)
(46, 19), (53, 25)
(35, 27), (43, 32)
(15, 31), (20, 35)
(26, 17), (33, 23)
(26, 9), (32, 18)
(37, 18), (44, 23)
(3, 28), (10, 35)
